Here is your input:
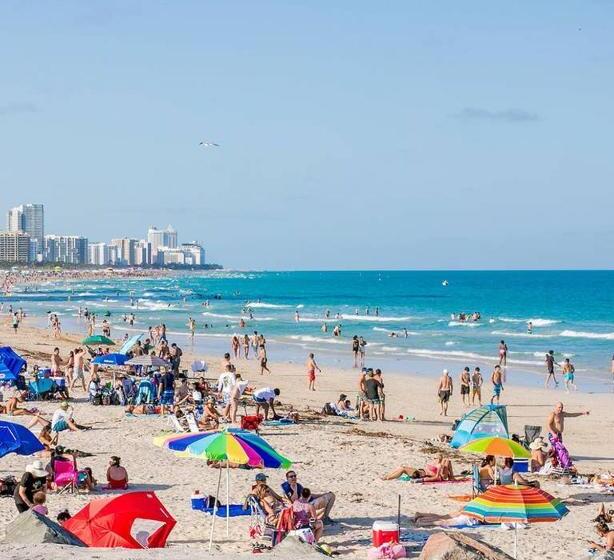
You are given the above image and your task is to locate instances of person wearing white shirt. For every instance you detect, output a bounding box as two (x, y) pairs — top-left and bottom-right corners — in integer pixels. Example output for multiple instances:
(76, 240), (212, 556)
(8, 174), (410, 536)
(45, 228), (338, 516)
(51, 402), (79, 432)
(252, 387), (280, 420)
(217, 365), (236, 402)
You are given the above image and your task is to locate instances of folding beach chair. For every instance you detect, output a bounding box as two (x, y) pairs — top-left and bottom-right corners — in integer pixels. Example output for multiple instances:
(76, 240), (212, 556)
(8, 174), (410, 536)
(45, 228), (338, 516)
(471, 464), (481, 498)
(186, 413), (200, 433)
(522, 425), (542, 449)
(54, 459), (79, 494)
(169, 415), (188, 433)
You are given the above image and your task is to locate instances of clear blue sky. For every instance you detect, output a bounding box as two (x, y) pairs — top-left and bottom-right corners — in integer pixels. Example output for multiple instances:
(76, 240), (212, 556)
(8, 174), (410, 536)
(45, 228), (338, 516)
(1, 1), (612, 269)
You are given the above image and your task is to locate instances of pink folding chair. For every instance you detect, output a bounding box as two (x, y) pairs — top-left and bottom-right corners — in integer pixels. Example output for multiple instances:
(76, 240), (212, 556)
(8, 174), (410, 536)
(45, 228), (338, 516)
(53, 458), (79, 494)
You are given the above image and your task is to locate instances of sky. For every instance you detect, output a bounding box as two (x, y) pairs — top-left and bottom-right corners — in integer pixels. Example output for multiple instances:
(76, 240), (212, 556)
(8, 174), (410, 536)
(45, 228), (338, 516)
(0, 1), (613, 270)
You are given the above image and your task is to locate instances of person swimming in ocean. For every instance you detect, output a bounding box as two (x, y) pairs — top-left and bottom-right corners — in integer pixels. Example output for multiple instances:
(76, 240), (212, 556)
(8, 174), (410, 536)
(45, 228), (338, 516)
(527, 321), (533, 334)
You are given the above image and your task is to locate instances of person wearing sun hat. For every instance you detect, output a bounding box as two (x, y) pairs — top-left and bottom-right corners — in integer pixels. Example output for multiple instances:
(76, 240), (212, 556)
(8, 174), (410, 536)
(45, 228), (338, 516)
(529, 437), (550, 472)
(14, 460), (48, 513)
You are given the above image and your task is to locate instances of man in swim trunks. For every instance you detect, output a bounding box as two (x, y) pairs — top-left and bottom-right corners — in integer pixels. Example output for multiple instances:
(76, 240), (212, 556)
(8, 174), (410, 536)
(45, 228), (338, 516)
(306, 353), (321, 392)
(158, 369), (175, 417)
(562, 358), (576, 392)
(547, 401), (589, 442)
(471, 367), (483, 406)
(459, 367), (471, 407)
(437, 369), (453, 416)
(545, 350), (559, 389)
(490, 365), (503, 405)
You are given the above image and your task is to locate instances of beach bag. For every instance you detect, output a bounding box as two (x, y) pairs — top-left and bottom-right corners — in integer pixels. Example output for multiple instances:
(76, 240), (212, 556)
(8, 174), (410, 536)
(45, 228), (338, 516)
(367, 543), (407, 560)
(92, 394), (102, 406)
(0, 475), (17, 497)
(549, 434), (573, 469)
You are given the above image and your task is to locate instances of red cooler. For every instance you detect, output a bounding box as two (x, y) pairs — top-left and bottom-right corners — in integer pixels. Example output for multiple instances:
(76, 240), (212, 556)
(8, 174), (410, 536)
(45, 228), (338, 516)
(372, 520), (399, 547)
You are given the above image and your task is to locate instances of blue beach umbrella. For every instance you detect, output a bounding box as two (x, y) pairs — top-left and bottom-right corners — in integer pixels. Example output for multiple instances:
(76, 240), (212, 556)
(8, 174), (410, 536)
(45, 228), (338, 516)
(0, 420), (45, 458)
(92, 353), (129, 366)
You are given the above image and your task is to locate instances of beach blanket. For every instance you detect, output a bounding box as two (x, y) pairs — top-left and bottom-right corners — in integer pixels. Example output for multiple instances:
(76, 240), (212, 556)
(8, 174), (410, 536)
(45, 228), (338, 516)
(399, 474), (470, 484)
(193, 503), (250, 517)
(263, 418), (294, 426)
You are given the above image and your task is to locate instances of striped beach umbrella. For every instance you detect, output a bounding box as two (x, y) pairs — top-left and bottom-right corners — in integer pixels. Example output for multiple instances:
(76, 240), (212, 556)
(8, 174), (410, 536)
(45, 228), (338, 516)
(155, 428), (291, 548)
(460, 436), (531, 459)
(463, 484), (568, 558)
(156, 428), (292, 468)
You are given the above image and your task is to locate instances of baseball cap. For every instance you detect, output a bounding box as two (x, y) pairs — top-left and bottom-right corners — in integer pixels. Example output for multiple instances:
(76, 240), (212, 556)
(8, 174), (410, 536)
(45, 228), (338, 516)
(255, 473), (268, 482)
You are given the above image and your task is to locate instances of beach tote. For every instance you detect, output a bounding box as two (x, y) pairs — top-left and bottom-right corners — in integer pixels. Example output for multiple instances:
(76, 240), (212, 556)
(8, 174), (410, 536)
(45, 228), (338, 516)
(548, 433), (573, 469)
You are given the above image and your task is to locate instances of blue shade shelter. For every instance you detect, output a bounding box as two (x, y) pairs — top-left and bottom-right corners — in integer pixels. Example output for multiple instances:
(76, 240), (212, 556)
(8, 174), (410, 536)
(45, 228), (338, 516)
(92, 353), (129, 366)
(0, 420), (45, 458)
(450, 405), (509, 449)
(0, 347), (26, 381)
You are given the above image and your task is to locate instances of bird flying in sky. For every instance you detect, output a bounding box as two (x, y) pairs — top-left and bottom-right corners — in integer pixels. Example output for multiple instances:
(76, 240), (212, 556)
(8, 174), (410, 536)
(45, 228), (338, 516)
(199, 141), (219, 147)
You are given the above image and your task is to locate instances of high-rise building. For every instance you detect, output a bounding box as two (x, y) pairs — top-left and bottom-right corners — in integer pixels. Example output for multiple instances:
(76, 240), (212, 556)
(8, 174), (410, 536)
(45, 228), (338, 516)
(147, 225), (177, 259)
(134, 240), (152, 266)
(44, 235), (88, 264)
(88, 242), (110, 266)
(181, 242), (206, 265)
(0, 231), (30, 263)
(110, 238), (138, 266)
(7, 204), (44, 260)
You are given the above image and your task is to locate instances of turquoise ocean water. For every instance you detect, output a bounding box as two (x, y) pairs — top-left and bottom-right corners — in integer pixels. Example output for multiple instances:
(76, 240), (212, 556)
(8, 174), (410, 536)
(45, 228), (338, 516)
(4, 270), (614, 392)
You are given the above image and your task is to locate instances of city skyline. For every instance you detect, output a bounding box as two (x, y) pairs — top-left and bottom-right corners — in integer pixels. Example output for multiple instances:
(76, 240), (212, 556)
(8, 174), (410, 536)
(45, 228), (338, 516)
(1, 201), (206, 266)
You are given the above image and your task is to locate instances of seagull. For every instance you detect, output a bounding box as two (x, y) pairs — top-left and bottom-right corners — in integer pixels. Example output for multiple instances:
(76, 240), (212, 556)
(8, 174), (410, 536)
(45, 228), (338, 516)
(199, 141), (219, 147)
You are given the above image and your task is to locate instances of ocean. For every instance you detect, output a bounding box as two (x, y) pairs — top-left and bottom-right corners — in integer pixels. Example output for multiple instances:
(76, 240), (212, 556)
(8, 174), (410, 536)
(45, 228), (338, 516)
(5, 270), (614, 391)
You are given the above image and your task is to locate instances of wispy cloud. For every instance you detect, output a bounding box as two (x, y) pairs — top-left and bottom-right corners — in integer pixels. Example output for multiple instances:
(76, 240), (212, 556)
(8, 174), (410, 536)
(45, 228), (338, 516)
(454, 107), (540, 123)
(0, 102), (38, 116)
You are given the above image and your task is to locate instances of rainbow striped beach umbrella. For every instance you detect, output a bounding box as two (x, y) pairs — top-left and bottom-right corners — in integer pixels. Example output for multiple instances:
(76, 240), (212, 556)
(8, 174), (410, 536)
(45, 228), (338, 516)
(155, 428), (291, 548)
(155, 428), (292, 468)
(460, 436), (531, 459)
(463, 484), (569, 558)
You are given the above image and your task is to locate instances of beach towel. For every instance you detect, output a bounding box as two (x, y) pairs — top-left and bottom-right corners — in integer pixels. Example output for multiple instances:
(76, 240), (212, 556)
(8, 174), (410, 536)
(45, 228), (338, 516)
(263, 418), (294, 426)
(548, 433), (573, 469)
(399, 474), (470, 484)
(193, 503), (250, 517)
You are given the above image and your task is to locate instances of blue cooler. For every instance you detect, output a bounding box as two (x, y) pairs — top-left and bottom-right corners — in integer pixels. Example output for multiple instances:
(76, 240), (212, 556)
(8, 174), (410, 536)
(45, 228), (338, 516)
(514, 459), (529, 473)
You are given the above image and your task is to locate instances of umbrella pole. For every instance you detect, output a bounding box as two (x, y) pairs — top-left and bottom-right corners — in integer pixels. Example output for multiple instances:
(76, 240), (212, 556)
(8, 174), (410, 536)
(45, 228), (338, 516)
(208, 466), (223, 552)
(226, 462), (230, 537)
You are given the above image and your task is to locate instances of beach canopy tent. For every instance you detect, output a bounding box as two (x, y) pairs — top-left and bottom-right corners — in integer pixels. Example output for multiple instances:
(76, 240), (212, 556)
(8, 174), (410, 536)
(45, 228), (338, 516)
(4, 510), (86, 546)
(0, 346), (26, 381)
(450, 405), (508, 449)
(64, 491), (175, 549)
(0, 420), (45, 458)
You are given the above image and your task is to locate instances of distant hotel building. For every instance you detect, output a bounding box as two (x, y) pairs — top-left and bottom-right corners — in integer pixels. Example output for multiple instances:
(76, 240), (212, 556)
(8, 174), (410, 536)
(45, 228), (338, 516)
(44, 235), (88, 264)
(7, 203), (44, 261)
(147, 225), (177, 260)
(0, 231), (31, 263)
(156, 242), (205, 266)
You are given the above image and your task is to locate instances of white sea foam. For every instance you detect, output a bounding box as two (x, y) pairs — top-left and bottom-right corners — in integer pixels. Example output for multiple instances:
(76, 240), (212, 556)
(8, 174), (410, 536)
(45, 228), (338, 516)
(498, 317), (560, 327)
(245, 302), (291, 309)
(491, 330), (554, 339)
(559, 330), (614, 341)
(405, 347), (542, 366)
(382, 346), (401, 352)
(202, 312), (241, 320)
(340, 314), (413, 322)
(445, 341), (457, 346)
(288, 335), (345, 345)
(448, 321), (481, 327)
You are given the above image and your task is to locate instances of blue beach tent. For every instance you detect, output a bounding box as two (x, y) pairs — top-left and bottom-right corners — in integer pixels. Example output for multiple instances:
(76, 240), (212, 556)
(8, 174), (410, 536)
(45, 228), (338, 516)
(0, 347), (26, 381)
(0, 420), (45, 458)
(450, 405), (509, 449)
(92, 353), (129, 366)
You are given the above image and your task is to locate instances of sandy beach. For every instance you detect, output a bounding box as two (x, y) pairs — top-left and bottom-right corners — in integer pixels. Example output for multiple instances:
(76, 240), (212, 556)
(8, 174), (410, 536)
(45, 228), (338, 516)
(0, 317), (613, 560)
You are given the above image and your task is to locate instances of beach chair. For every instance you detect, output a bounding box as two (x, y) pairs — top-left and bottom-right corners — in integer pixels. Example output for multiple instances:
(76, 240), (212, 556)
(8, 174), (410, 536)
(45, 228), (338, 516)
(247, 495), (279, 544)
(186, 413), (200, 433)
(54, 459), (79, 494)
(471, 464), (484, 498)
(523, 425), (541, 448)
(169, 415), (188, 433)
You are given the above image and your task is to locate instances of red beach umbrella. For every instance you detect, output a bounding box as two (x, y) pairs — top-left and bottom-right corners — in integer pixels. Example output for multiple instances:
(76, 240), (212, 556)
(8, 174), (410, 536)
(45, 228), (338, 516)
(64, 491), (176, 549)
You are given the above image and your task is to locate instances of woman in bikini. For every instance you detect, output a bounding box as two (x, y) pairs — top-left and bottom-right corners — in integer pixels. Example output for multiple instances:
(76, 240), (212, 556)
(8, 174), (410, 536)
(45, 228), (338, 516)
(382, 455), (455, 482)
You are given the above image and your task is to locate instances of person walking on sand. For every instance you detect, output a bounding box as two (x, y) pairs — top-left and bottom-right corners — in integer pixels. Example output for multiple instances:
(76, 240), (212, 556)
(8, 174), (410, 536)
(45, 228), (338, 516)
(352, 336), (360, 368)
(545, 350), (560, 388)
(490, 365), (504, 405)
(187, 317), (196, 339)
(471, 367), (483, 406)
(547, 401), (589, 442)
(562, 358), (577, 392)
(459, 367), (471, 407)
(437, 369), (453, 416)
(306, 353), (321, 391)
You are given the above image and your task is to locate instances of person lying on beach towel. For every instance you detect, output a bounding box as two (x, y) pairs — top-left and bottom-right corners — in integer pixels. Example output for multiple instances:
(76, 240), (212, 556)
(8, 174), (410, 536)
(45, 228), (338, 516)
(589, 521), (614, 553)
(413, 510), (482, 528)
(382, 454), (456, 482)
